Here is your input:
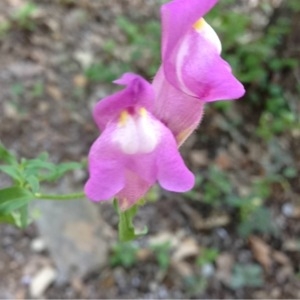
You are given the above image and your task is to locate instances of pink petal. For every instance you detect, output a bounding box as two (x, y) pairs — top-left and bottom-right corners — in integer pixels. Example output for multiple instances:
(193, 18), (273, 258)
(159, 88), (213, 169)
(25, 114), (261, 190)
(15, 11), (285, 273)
(165, 30), (245, 101)
(161, 0), (218, 61)
(152, 67), (204, 145)
(117, 170), (152, 211)
(85, 109), (194, 207)
(84, 127), (125, 201)
(119, 111), (195, 194)
(93, 73), (155, 130)
(155, 123), (195, 191)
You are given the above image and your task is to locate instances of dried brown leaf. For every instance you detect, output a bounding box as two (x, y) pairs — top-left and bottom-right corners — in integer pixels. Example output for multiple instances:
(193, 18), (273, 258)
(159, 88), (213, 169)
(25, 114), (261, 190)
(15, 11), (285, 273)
(216, 252), (234, 285)
(172, 238), (199, 262)
(249, 235), (272, 271)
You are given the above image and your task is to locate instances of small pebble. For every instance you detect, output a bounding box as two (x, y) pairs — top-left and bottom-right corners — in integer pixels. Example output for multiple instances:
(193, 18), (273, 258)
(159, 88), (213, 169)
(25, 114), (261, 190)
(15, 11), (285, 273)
(201, 263), (215, 277)
(282, 203), (294, 217)
(31, 238), (47, 253)
(30, 267), (57, 298)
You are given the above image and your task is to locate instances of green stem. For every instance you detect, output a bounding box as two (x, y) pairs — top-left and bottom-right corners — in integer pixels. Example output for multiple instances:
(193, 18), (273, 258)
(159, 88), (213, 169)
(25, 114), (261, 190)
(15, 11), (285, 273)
(34, 191), (85, 201)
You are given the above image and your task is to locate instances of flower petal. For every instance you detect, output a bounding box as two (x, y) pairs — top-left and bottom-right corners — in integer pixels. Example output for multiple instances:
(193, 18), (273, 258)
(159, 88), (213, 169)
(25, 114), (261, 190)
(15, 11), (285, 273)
(85, 108), (194, 206)
(117, 170), (152, 211)
(85, 128), (154, 206)
(193, 18), (222, 54)
(84, 127), (125, 201)
(156, 126), (195, 192)
(152, 67), (204, 145)
(93, 73), (155, 130)
(164, 29), (245, 101)
(161, 0), (218, 62)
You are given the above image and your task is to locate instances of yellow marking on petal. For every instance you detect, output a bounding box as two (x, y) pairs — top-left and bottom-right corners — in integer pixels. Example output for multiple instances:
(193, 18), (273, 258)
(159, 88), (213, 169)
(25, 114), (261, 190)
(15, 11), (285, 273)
(193, 18), (205, 31)
(139, 107), (147, 117)
(119, 110), (129, 126)
(176, 128), (193, 146)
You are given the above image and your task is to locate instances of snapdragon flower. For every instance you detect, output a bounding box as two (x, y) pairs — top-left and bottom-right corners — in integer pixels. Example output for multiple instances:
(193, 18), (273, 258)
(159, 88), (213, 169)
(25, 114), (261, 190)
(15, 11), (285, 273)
(85, 0), (245, 211)
(85, 74), (194, 210)
(153, 0), (245, 144)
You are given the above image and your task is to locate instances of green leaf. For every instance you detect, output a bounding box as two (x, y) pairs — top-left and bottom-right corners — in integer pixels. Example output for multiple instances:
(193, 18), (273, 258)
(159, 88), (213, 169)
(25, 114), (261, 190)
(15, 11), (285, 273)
(230, 263), (264, 289)
(0, 143), (17, 164)
(0, 186), (33, 214)
(110, 242), (138, 268)
(24, 159), (55, 173)
(0, 213), (17, 225)
(0, 209), (31, 228)
(37, 152), (49, 161)
(151, 242), (172, 270)
(0, 165), (23, 182)
(238, 207), (277, 237)
(114, 199), (148, 242)
(26, 175), (40, 193)
(197, 248), (219, 267)
(40, 162), (82, 181)
(19, 204), (29, 228)
(56, 162), (82, 175)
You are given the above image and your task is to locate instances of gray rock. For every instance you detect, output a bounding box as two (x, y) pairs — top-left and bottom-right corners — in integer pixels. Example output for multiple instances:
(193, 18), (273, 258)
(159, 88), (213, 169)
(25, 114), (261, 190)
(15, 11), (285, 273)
(33, 178), (114, 283)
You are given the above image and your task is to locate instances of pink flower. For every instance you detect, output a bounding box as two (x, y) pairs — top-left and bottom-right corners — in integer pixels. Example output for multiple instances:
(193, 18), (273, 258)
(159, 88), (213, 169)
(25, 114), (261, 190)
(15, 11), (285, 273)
(84, 73), (194, 210)
(85, 0), (246, 210)
(153, 0), (245, 144)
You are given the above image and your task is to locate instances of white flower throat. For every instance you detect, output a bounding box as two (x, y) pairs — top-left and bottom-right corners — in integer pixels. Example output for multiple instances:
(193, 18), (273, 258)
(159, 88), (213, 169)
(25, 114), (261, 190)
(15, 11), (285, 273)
(113, 107), (161, 155)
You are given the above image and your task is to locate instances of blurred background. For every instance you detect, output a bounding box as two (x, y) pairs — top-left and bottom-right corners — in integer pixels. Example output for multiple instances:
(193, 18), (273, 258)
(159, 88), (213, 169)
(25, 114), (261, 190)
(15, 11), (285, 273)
(0, 0), (300, 298)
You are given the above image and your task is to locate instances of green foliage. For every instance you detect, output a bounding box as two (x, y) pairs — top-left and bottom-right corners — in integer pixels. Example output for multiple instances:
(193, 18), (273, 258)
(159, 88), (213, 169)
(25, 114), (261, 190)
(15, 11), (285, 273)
(185, 167), (231, 206)
(196, 247), (219, 267)
(0, 150), (82, 189)
(85, 61), (129, 83)
(203, 166), (232, 206)
(31, 81), (44, 98)
(151, 241), (172, 270)
(0, 1), (38, 37)
(208, 0), (293, 84)
(11, 83), (24, 99)
(288, 0), (300, 11)
(13, 2), (38, 31)
(144, 185), (160, 203)
(0, 143), (17, 164)
(213, 101), (232, 112)
(0, 142), (84, 228)
(208, 0), (299, 136)
(182, 247), (219, 297)
(0, 21), (11, 38)
(257, 110), (299, 140)
(116, 16), (161, 76)
(183, 275), (208, 297)
(110, 242), (138, 268)
(229, 263), (264, 289)
(0, 187), (32, 214)
(0, 186), (33, 228)
(283, 167), (298, 179)
(238, 206), (275, 237)
(85, 16), (160, 83)
(186, 165), (278, 237)
(113, 199), (148, 242)
(226, 177), (278, 237)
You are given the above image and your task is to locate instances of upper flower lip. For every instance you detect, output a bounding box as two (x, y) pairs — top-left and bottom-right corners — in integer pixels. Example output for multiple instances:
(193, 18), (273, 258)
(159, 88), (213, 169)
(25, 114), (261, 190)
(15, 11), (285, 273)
(93, 73), (155, 131)
(161, 0), (218, 61)
(160, 0), (245, 102)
